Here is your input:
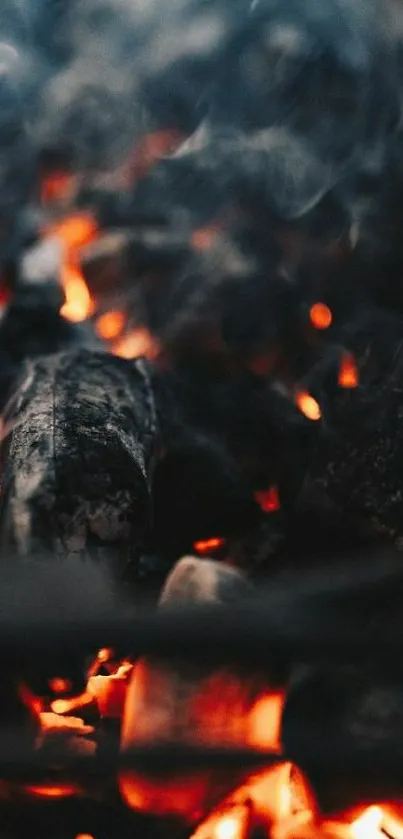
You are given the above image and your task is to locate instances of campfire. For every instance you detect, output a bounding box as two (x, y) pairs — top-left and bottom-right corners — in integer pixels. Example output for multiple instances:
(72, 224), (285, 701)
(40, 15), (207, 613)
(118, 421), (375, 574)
(2, 0), (403, 836)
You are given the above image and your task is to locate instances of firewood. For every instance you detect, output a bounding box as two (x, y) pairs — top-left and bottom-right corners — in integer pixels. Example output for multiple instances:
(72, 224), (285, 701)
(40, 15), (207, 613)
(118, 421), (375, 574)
(0, 348), (159, 569)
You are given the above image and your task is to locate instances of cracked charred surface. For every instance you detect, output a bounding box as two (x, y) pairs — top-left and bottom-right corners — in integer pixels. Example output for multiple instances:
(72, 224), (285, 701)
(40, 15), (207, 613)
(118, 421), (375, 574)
(0, 348), (159, 575)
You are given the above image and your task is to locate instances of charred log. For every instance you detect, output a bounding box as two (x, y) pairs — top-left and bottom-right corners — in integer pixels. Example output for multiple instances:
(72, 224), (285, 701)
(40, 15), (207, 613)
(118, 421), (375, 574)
(0, 348), (159, 575)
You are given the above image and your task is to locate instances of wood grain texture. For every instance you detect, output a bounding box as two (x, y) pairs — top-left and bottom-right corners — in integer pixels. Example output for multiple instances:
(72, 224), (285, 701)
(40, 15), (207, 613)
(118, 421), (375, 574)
(0, 348), (159, 572)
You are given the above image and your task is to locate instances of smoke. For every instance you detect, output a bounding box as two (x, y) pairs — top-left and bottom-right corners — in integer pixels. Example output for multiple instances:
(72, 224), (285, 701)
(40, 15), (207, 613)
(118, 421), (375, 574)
(1, 0), (403, 536)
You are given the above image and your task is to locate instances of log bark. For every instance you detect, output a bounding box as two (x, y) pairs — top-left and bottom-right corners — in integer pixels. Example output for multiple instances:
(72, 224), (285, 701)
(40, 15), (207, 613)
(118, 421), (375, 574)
(0, 348), (159, 574)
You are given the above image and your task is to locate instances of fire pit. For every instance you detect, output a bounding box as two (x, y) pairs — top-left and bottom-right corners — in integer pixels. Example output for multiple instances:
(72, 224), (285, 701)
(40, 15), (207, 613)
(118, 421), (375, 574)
(2, 0), (403, 837)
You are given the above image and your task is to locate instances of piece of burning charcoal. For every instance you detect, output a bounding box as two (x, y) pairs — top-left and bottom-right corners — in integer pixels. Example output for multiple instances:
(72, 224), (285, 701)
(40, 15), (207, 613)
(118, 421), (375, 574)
(298, 323), (403, 543)
(0, 348), (158, 573)
(120, 556), (270, 821)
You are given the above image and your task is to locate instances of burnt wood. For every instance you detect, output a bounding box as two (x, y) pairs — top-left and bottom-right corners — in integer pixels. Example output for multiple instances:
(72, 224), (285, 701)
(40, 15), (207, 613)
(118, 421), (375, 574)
(0, 348), (159, 573)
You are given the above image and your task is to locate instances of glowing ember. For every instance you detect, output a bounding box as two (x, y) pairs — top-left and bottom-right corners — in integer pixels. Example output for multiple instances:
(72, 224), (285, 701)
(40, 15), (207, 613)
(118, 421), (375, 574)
(113, 327), (159, 360)
(191, 227), (218, 251)
(48, 678), (72, 695)
(51, 692), (94, 715)
(309, 302), (332, 330)
(338, 352), (359, 388)
(351, 807), (383, 839)
(215, 813), (247, 839)
(24, 784), (78, 799)
(98, 647), (114, 663)
(193, 537), (226, 555)
(295, 391), (322, 421)
(254, 486), (280, 513)
(190, 806), (250, 839)
(248, 691), (284, 751)
(60, 264), (94, 323)
(95, 311), (125, 340)
(41, 171), (75, 205)
(76, 835), (95, 839)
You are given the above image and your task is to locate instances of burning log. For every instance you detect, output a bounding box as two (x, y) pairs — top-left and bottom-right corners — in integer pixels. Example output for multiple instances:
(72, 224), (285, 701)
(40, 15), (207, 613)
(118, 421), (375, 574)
(0, 348), (159, 569)
(120, 556), (281, 821)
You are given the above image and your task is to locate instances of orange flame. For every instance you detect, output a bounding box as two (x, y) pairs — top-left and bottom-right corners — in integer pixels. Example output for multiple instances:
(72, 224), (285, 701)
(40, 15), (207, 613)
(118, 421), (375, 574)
(59, 264), (94, 323)
(254, 486), (280, 513)
(338, 352), (359, 388)
(45, 213), (98, 251)
(48, 678), (72, 695)
(95, 310), (125, 340)
(193, 537), (226, 555)
(295, 391), (322, 421)
(309, 302), (332, 330)
(44, 212), (97, 323)
(113, 327), (159, 360)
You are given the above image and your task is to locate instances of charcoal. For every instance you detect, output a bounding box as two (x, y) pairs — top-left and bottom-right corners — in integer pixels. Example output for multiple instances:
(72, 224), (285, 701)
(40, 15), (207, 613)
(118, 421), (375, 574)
(120, 556), (260, 821)
(0, 348), (159, 574)
(300, 336), (403, 543)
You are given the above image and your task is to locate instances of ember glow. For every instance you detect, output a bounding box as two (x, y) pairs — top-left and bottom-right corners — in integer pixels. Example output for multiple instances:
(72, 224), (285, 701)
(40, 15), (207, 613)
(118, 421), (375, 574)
(338, 352), (359, 389)
(295, 391), (322, 421)
(51, 692), (94, 715)
(193, 537), (226, 555)
(350, 807), (383, 839)
(191, 227), (219, 252)
(248, 691), (284, 751)
(191, 806), (251, 839)
(254, 486), (280, 513)
(48, 678), (72, 695)
(113, 327), (159, 360)
(309, 302), (333, 330)
(95, 311), (125, 340)
(24, 785), (78, 799)
(41, 171), (75, 206)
